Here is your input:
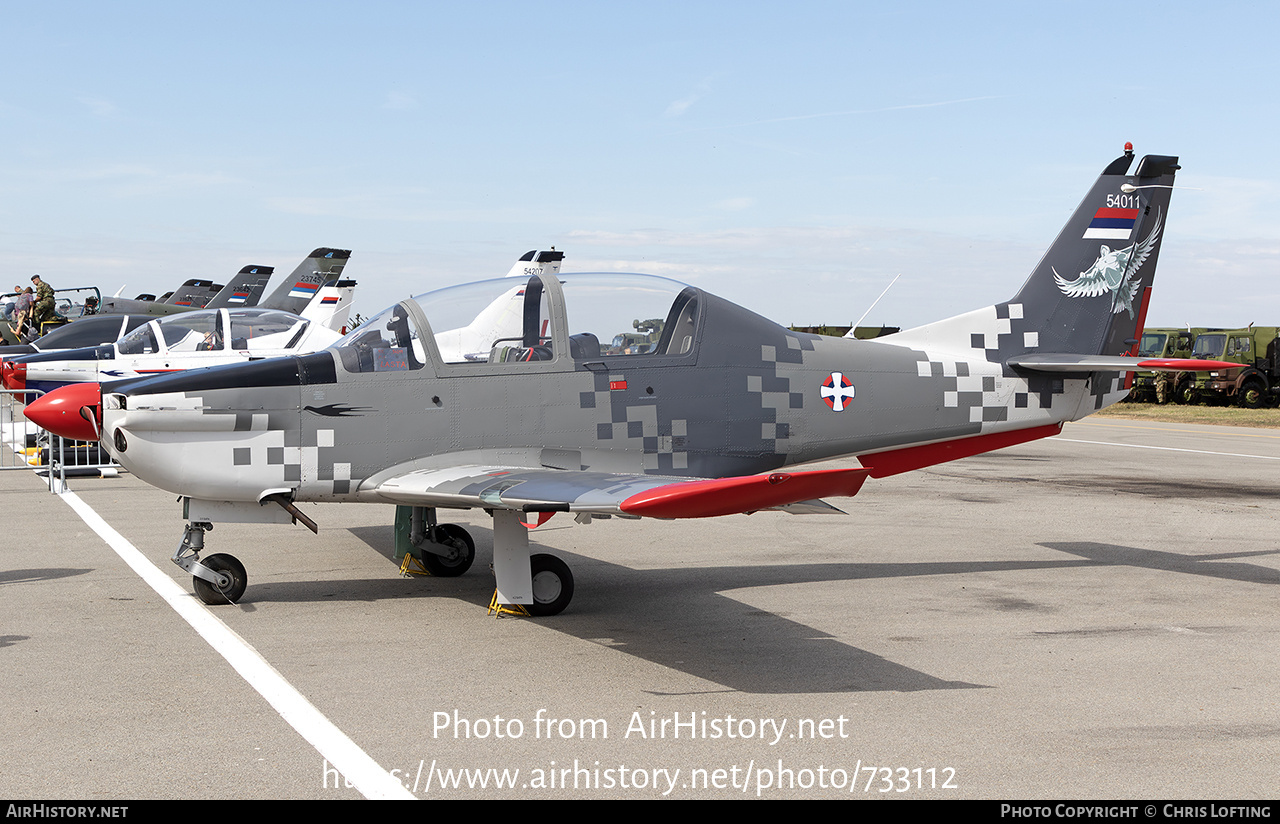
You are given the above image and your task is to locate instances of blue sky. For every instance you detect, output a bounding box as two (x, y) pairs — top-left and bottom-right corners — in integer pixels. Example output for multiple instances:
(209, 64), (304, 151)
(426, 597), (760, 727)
(4, 1), (1278, 329)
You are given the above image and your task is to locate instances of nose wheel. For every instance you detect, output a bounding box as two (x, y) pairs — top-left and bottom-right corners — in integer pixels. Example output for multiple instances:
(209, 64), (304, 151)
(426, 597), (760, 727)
(192, 553), (248, 605)
(172, 522), (248, 605)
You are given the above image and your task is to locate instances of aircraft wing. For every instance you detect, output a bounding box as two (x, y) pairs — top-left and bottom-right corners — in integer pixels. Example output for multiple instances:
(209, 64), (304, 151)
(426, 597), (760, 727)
(373, 464), (871, 519)
(1008, 354), (1241, 372)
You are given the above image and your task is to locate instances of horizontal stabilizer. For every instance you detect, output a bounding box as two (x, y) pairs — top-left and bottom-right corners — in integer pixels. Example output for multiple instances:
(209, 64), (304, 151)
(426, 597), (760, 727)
(1009, 354), (1242, 373)
(858, 424), (1063, 478)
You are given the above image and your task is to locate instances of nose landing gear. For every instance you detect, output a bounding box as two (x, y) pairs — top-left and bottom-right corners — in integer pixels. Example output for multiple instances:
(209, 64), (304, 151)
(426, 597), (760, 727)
(172, 522), (248, 605)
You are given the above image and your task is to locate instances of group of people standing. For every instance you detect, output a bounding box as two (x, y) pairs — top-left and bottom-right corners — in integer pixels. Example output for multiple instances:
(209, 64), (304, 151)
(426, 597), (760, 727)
(2, 275), (55, 343)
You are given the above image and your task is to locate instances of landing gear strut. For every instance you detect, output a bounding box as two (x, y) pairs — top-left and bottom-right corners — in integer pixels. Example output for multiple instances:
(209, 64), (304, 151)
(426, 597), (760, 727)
(403, 506), (574, 615)
(406, 507), (476, 577)
(173, 522), (248, 605)
(488, 509), (574, 616)
(173, 503), (576, 615)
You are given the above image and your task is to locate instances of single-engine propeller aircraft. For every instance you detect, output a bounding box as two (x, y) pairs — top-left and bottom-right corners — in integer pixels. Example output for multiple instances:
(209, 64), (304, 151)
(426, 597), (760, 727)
(30, 147), (1239, 616)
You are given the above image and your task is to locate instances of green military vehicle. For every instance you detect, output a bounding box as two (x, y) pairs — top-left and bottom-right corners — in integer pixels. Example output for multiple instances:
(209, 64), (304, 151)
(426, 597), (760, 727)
(607, 317), (666, 355)
(1130, 327), (1201, 402)
(788, 324), (901, 339)
(1177, 326), (1280, 408)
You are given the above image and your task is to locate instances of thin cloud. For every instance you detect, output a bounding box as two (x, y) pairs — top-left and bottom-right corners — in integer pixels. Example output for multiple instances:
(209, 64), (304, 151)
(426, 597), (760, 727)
(382, 91), (418, 111)
(78, 96), (121, 118)
(662, 77), (716, 119)
(668, 95), (1006, 135)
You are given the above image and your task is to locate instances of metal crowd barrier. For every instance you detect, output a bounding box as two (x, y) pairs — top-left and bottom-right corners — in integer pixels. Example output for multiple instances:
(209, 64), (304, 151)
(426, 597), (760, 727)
(1, 389), (119, 490)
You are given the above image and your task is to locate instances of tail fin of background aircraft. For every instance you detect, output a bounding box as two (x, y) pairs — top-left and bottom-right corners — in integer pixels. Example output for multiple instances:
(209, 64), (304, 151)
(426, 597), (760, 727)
(889, 147), (1180, 365)
(163, 279), (222, 308)
(298, 279), (357, 333)
(205, 265), (274, 309)
(505, 249), (565, 278)
(259, 248), (352, 315)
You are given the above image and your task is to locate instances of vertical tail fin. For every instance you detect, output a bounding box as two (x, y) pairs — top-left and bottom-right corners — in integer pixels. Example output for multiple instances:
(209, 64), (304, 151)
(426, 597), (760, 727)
(1012, 150), (1179, 359)
(259, 248), (352, 314)
(505, 249), (565, 278)
(163, 279), (221, 308)
(206, 265), (274, 309)
(889, 148), (1180, 363)
(298, 279), (357, 333)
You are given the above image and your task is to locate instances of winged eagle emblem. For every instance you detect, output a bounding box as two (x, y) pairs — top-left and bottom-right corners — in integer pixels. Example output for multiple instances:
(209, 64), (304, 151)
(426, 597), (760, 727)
(1052, 208), (1162, 319)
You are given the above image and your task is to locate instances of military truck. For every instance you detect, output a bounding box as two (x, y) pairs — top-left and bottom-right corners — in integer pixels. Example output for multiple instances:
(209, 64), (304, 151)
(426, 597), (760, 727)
(788, 324), (901, 339)
(1177, 326), (1280, 408)
(1130, 327), (1200, 402)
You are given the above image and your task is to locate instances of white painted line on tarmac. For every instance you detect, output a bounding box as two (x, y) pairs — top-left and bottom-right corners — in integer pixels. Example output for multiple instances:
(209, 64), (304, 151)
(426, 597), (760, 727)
(1054, 437), (1280, 461)
(55, 482), (414, 800)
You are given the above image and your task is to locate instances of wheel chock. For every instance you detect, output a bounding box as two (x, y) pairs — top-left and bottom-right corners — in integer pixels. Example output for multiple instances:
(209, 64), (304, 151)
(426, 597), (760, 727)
(399, 553), (431, 577)
(488, 590), (530, 618)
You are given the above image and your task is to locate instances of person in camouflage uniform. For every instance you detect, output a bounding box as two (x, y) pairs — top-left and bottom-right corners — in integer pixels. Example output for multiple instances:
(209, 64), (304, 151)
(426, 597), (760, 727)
(30, 274), (55, 329)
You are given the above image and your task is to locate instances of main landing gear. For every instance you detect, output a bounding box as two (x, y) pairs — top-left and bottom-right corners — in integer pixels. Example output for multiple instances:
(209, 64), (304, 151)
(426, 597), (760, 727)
(528, 552), (574, 617)
(406, 506), (574, 616)
(405, 507), (476, 577)
(174, 505), (576, 615)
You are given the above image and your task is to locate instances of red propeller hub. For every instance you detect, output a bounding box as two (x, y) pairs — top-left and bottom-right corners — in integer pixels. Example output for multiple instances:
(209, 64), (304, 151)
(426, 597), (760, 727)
(24, 383), (104, 442)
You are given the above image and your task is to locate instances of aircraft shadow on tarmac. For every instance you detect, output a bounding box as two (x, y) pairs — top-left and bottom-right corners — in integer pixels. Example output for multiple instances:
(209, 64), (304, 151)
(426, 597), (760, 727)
(213, 525), (1276, 695)
(0, 567), (93, 586)
(1043, 542), (1280, 586)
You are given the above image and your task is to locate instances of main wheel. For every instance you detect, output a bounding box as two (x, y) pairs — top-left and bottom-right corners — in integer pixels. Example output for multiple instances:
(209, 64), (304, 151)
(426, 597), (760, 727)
(527, 553), (574, 616)
(192, 553), (248, 605)
(1238, 381), (1266, 409)
(421, 524), (475, 577)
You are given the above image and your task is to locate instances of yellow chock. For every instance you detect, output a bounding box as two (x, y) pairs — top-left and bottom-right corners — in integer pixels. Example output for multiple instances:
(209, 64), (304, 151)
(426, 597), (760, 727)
(399, 554), (430, 577)
(488, 591), (530, 618)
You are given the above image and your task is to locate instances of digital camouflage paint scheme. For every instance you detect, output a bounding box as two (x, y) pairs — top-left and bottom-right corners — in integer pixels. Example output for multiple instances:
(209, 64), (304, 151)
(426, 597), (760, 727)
(29, 149), (1240, 616)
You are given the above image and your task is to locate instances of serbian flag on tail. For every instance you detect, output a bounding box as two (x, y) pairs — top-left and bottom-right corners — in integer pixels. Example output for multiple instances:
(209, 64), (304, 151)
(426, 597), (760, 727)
(288, 281), (321, 299)
(1082, 207), (1138, 240)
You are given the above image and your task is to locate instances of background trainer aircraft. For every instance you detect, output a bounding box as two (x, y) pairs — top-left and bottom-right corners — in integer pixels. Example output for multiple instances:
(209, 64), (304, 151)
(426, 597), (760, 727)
(0, 265), (278, 347)
(0, 314), (153, 363)
(5, 282), (355, 393)
(3, 248), (551, 389)
(29, 147), (1239, 616)
(4, 249), (354, 392)
(95, 267), (269, 317)
(93, 245), (351, 318)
